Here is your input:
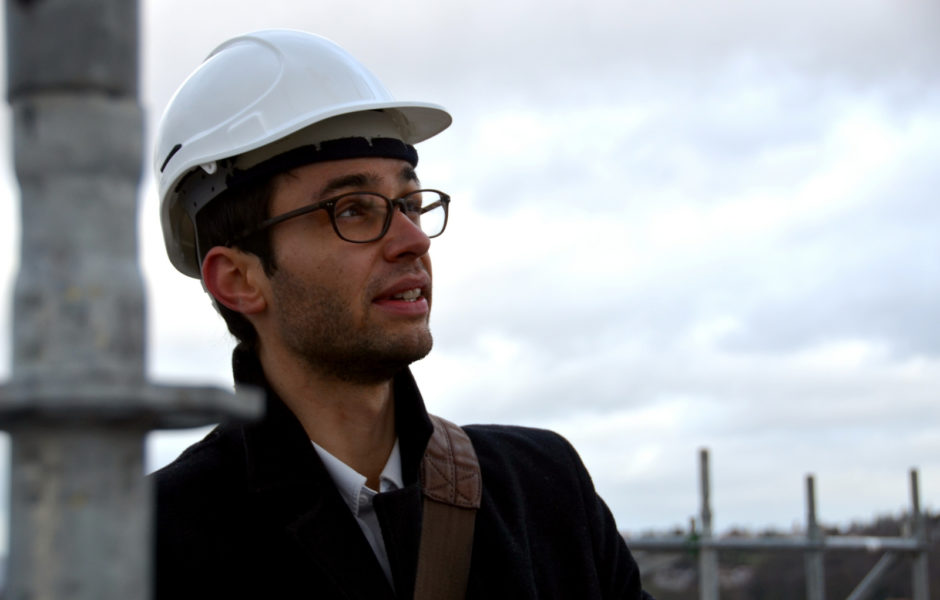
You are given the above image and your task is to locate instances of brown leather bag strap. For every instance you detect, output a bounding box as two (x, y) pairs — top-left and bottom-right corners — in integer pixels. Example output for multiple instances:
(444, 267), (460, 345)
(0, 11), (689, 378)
(414, 414), (482, 600)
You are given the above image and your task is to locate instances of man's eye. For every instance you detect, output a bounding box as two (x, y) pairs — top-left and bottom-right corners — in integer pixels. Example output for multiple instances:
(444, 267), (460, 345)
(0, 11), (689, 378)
(402, 193), (425, 214)
(404, 200), (424, 215)
(336, 203), (365, 218)
(335, 195), (383, 219)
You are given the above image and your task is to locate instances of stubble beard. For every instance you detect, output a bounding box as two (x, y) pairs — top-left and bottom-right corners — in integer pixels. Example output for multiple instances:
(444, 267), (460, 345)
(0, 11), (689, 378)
(271, 269), (433, 385)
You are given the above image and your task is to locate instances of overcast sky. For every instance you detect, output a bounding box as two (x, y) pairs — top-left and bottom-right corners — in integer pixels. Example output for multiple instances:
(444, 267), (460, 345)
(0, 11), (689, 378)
(0, 0), (938, 549)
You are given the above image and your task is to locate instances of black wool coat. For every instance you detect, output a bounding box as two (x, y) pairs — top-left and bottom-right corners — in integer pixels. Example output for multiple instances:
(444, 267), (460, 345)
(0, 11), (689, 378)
(153, 349), (653, 599)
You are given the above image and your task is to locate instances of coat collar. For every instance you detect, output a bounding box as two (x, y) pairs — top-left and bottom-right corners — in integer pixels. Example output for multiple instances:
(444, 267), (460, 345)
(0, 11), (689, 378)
(230, 343), (434, 489)
(229, 344), (434, 597)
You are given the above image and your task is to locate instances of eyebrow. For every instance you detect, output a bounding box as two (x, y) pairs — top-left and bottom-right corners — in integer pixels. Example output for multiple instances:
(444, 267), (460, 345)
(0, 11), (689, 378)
(316, 165), (420, 199)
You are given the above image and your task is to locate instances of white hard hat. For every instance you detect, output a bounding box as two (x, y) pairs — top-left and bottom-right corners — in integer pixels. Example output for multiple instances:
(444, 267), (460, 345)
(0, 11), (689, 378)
(154, 29), (452, 278)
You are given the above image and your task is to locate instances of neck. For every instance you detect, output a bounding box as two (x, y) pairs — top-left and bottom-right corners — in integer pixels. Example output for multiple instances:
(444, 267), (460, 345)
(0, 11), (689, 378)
(258, 343), (397, 489)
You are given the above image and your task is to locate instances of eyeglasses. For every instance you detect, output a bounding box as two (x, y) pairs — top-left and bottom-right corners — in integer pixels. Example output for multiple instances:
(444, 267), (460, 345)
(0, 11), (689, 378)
(228, 189), (450, 246)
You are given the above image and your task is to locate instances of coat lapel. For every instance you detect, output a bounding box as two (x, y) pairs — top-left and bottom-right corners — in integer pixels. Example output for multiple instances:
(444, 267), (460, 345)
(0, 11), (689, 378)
(374, 484), (423, 598)
(241, 392), (396, 599)
(287, 498), (396, 599)
(231, 347), (434, 600)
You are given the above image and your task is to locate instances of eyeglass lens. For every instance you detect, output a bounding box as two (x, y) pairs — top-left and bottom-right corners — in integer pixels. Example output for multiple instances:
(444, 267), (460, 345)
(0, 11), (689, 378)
(333, 191), (447, 241)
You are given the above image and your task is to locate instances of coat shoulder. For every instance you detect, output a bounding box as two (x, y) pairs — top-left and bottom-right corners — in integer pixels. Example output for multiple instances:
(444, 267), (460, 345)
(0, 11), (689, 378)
(151, 424), (247, 514)
(458, 424), (653, 599)
(462, 424), (589, 480)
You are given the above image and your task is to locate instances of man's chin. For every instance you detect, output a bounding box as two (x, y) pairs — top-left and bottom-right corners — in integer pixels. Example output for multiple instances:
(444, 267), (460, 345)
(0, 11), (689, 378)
(323, 355), (427, 385)
(308, 334), (433, 385)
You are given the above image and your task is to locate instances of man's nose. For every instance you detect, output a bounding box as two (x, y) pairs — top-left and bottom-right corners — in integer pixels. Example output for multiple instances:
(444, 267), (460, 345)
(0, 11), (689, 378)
(382, 207), (431, 259)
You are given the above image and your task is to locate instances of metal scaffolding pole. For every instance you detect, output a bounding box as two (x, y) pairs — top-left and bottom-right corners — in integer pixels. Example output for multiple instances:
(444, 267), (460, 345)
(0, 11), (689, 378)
(910, 469), (930, 600)
(698, 448), (719, 600)
(804, 475), (825, 600)
(846, 553), (899, 600)
(0, 1), (260, 598)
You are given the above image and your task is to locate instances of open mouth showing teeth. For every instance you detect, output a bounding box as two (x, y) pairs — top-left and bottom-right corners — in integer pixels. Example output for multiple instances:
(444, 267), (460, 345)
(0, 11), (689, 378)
(392, 288), (422, 302)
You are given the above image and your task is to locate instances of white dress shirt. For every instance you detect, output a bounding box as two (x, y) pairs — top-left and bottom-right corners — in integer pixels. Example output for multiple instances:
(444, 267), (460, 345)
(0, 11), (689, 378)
(311, 439), (403, 586)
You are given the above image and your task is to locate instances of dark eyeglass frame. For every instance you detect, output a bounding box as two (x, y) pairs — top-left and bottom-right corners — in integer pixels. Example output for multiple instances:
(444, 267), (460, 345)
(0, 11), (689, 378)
(226, 188), (450, 246)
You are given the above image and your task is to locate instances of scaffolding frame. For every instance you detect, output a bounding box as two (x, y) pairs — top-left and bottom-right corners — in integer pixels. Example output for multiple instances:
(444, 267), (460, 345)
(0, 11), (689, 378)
(629, 449), (931, 600)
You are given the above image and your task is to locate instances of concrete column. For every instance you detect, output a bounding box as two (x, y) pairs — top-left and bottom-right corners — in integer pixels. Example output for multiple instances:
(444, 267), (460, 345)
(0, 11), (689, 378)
(0, 1), (261, 598)
(3, 2), (148, 598)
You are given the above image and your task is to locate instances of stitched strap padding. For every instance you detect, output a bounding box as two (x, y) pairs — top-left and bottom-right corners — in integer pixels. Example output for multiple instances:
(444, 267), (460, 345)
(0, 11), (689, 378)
(420, 415), (482, 508)
(415, 415), (481, 600)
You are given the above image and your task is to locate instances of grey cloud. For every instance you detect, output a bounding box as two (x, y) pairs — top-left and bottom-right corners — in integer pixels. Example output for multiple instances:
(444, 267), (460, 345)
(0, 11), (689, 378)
(719, 161), (940, 358)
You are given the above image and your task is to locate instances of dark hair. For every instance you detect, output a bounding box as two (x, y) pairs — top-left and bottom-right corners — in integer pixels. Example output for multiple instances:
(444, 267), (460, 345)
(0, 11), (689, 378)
(194, 175), (280, 350)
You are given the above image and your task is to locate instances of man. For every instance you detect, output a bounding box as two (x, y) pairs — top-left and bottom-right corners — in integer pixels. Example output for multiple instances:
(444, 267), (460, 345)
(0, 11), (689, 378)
(153, 29), (652, 599)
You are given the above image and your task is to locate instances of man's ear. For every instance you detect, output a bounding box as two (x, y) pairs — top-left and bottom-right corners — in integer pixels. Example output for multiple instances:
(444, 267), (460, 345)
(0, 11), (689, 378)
(201, 246), (268, 315)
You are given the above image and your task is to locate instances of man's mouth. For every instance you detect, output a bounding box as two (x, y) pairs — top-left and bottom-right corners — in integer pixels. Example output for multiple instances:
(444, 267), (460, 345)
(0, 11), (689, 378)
(391, 288), (422, 302)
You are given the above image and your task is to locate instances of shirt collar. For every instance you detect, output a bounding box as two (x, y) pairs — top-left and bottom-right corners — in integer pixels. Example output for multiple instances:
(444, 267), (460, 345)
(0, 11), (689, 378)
(312, 439), (403, 516)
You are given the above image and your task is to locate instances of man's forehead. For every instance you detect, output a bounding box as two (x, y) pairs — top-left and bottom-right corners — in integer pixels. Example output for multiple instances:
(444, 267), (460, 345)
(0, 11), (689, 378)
(291, 157), (418, 188)
(270, 158), (420, 206)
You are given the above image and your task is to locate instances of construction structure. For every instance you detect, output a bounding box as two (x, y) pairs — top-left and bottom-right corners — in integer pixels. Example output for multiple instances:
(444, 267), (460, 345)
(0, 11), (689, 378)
(0, 1), (260, 597)
(629, 449), (932, 600)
